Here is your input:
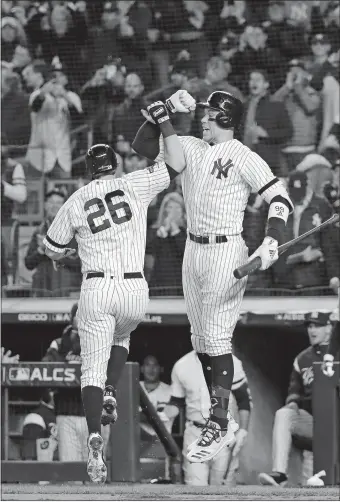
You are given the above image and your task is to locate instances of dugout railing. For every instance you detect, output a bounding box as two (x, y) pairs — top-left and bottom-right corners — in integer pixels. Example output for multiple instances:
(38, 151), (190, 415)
(1, 362), (182, 484)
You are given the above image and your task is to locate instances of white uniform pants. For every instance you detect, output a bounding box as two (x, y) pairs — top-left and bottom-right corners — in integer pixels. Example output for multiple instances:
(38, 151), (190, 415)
(56, 415), (110, 461)
(272, 407), (313, 475)
(183, 422), (239, 486)
(182, 237), (248, 356)
(78, 275), (149, 389)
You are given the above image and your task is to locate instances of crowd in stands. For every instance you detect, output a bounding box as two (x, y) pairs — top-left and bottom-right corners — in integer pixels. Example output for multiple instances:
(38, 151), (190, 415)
(1, 0), (340, 296)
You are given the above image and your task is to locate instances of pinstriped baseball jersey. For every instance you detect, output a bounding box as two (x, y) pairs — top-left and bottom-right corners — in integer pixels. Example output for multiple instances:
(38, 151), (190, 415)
(43, 162), (170, 274)
(157, 137), (282, 235)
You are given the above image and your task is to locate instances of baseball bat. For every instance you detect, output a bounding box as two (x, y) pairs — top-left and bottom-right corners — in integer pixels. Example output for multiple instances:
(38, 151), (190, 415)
(233, 213), (339, 280)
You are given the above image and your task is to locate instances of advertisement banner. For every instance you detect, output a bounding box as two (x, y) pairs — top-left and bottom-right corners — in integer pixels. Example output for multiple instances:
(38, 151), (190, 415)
(1, 363), (81, 387)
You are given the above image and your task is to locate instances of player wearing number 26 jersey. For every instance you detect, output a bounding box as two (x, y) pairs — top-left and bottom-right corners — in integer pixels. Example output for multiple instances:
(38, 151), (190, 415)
(43, 105), (186, 484)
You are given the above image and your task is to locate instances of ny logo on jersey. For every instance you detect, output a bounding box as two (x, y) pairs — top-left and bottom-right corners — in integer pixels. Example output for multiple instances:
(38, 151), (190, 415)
(211, 158), (233, 180)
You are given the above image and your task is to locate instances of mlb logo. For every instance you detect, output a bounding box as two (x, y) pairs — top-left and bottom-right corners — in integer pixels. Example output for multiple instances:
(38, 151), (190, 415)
(9, 367), (30, 381)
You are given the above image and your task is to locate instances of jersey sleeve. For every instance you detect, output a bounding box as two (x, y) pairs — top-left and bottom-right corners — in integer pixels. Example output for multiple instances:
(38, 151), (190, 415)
(170, 363), (186, 399)
(43, 202), (74, 253)
(156, 135), (207, 164)
(126, 161), (170, 205)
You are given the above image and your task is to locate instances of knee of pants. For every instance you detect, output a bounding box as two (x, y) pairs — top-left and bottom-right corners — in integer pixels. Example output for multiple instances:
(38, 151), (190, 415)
(191, 334), (206, 353)
(204, 332), (233, 356)
(183, 458), (209, 486)
(81, 362), (108, 390)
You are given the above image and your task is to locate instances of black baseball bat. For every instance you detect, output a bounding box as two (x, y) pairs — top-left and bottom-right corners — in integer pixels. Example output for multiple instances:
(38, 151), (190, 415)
(233, 213), (339, 280)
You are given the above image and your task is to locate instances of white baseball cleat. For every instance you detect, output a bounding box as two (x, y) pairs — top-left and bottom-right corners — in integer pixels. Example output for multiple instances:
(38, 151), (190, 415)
(187, 412), (239, 452)
(101, 386), (118, 426)
(87, 433), (107, 484)
(186, 419), (237, 463)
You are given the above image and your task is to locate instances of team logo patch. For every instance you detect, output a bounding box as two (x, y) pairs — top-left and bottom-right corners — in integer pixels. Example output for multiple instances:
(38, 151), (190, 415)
(211, 158), (233, 179)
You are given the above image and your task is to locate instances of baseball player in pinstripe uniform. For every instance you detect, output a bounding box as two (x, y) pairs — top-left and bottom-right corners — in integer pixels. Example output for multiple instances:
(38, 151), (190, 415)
(133, 89), (294, 463)
(42, 101), (186, 483)
(165, 351), (251, 486)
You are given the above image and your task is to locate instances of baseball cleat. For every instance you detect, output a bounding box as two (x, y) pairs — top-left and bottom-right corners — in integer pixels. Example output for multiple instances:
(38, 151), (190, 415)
(258, 471), (287, 487)
(101, 385), (118, 426)
(187, 412), (239, 452)
(186, 419), (236, 463)
(87, 433), (107, 484)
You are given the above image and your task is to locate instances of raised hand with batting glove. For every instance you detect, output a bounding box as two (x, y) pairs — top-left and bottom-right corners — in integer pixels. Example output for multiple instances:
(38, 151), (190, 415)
(166, 90), (196, 114)
(247, 237), (279, 270)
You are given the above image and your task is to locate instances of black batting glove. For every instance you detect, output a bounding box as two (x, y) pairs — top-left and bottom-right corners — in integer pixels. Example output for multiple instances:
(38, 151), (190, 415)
(147, 101), (170, 126)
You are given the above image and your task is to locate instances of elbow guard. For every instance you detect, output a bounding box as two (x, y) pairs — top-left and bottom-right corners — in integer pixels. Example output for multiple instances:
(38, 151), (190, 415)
(266, 194), (293, 245)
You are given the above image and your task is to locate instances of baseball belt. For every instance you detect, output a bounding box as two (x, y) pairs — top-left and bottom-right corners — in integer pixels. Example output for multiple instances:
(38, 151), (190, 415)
(189, 233), (228, 244)
(86, 272), (143, 280)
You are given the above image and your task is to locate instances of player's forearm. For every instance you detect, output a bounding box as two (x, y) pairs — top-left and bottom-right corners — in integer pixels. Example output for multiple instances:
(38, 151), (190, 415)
(164, 403), (180, 420)
(238, 409), (250, 431)
(159, 122), (185, 174)
(132, 121), (161, 160)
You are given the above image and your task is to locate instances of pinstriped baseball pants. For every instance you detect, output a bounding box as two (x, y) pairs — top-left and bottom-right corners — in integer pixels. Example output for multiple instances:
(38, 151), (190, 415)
(182, 236), (248, 356)
(78, 275), (149, 389)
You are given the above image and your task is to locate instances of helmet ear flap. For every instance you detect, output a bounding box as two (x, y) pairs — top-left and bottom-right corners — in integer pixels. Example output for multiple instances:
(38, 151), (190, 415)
(215, 112), (231, 129)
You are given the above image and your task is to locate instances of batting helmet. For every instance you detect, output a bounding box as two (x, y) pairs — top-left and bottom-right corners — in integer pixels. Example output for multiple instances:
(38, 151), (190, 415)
(85, 144), (117, 179)
(197, 91), (243, 129)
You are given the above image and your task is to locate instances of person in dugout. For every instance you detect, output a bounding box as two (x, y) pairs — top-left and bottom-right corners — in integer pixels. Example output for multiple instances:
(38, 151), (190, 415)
(164, 351), (252, 486)
(42, 303), (110, 462)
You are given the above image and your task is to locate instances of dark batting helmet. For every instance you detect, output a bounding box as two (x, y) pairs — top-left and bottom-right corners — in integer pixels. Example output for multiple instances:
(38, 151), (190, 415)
(197, 91), (243, 129)
(85, 144), (118, 179)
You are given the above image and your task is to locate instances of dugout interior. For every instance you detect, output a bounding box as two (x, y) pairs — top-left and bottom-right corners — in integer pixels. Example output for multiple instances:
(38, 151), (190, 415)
(0, 318), (319, 484)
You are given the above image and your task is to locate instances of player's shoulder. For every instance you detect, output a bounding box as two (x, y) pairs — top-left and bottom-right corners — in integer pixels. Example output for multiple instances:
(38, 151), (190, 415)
(158, 381), (171, 392)
(180, 135), (208, 151)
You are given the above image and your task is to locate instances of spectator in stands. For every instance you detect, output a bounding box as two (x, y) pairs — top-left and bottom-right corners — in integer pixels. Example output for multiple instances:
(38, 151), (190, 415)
(258, 311), (334, 487)
(140, 355), (172, 459)
(241, 69), (292, 177)
(42, 303), (110, 462)
(307, 34), (340, 152)
(24, 190), (81, 296)
(274, 59), (321, 174)
(26, 2), (88, 88)
(21, 391), (57, 462)
(229, 23), (285, 94)
(24, 61), (83, 179)
(310, 1), (340, 51)
(1, 144), (27, 286)
(81, 57), (126, 145)
(273, 170), (339, 291)
(89, 1), (152, 89)
(263, 0), (309, 61)
(154, 0), (213, 79)
(1, 16), (28, 62)
(112, 73), (146, 155)
(164, 351), (251, 487)
(145, 192), (186, 297)
(1, 347), (20, 363)
(3, 45), (32, 75)
(1, 68), (31, 148)
(209, 0), (249, 49)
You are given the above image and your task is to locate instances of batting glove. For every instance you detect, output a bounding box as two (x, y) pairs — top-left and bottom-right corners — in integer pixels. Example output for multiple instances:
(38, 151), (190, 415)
(147, 101), (170, 126)
(166, 90), (196, 114)
(322, 354), (335, 378)
(248, 237), (279, 271)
